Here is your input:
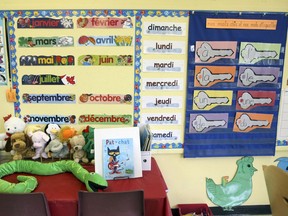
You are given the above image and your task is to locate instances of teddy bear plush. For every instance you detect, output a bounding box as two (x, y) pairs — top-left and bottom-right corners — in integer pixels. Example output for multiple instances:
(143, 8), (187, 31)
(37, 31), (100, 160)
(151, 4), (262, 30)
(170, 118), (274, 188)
(0, 114), (26, 151)
(10, 132), (35, 160)
(69, 134), (89, 163)
(31, 131), (50, 160)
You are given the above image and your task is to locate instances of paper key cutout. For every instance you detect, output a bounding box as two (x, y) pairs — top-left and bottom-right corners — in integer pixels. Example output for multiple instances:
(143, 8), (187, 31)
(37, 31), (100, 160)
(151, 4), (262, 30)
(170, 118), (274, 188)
(241, 44), (277, 64)
(196, 67), (232, 86)
(196, 42), (234, 62)
(238, 92), (272, 109)
(236, 113), (269, 131)
(192, 115), (226, 132)
(239, 68), (275, 86)
(194, 91), (229, 109)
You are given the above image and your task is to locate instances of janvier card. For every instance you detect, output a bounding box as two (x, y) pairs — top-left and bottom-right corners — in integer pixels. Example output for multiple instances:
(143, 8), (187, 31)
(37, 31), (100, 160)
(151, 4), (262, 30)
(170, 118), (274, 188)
(94, 127), (143, 180)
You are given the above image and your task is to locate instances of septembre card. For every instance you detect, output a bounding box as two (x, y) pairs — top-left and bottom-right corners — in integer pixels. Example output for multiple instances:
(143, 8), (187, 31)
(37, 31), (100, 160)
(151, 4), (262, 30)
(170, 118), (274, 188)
(94, 127), (143, 180)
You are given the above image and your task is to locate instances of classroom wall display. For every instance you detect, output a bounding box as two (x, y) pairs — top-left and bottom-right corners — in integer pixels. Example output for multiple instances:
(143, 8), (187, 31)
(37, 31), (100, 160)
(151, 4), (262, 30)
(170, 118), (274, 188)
(0, 17), (8, 86)
(1, 9), (188, 150)
(184, 11), (288, 157)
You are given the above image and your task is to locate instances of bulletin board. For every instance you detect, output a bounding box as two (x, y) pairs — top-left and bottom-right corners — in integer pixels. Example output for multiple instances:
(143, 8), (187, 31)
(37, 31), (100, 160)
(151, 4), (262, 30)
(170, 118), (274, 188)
(184, 11), (288, 157)
(1, 9), (189, 150)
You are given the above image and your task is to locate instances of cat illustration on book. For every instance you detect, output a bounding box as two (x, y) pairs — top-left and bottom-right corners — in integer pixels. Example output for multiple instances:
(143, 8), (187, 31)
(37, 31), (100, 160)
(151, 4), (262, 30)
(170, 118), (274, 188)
(107, 146), (121, 174)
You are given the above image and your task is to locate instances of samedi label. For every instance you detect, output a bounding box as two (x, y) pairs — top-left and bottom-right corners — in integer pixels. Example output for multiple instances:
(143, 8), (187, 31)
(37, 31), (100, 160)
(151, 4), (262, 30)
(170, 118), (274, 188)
(78, 55), (133, 66)
(17, 18), (73, 29)
(77, 17), (133, 28)
(22, 74), (76, 85)
(141, 96), (182, 108)
(151, 130), (181, 141)
(18, 36), (74, 47)
(78, 35), (133, 46)
(78, 114), (132, 125)
(141, 113), (181, 125)
(143, 41), (186, 54)
(79, 94), (132, 104)
(142, 78), (183, 90)
(23, 114), (76, 124)
(20, 55), (75, 66)
(22, 93), (76, 104)
(143, 22), (186, 36)
(142, 59), (184, 72)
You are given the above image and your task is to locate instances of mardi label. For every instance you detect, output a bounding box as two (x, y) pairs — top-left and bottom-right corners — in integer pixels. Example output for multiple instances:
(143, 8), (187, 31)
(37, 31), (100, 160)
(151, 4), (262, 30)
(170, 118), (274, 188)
(17, 18), (73, 29)
(22, 93), (76, 104)
(78, 35), (133, 46)
(189, 113), (228, 133)
(143, 22), (186, 36)
(22, 74), (76, 85)
(78, 114), (132, 125)
(78, 55), (132, 66)
(233, 112), (273, 132)
(18, 36), (74, 47)
(151, 129), (181, 142)
(23, 114), (76, 124)
(20, 55), (75, 66)
(142, 78), (183, 90)
(140, 113), (181, 125)
(79, 94), (132, 104)
(141, 96), (183, 108)
(142, 59), (184, 72)
(143, 41), (186, 54)
(77, 17), (133, 28)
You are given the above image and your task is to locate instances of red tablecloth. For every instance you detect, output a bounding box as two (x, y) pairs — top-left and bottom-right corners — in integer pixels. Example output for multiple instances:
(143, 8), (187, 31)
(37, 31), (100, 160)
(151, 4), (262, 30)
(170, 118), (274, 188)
(3, 158), (172, 216)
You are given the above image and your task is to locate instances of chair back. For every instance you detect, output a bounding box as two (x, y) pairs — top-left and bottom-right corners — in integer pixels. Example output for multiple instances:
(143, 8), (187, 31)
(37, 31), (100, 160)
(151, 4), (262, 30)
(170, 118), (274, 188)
(0, 192), (51, 216)
(78, 190), (145, 216)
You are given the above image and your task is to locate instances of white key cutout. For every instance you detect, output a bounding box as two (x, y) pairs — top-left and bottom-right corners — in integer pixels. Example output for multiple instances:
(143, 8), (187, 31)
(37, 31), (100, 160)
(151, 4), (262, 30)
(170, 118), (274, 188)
(236, 114), (269, 131)
(197, 68), (232, 86)
(238, 92), (272, 109)
(192, 115), (226, 132)
(194, 91), (229, 109)
(240, 68), (275, 86)
(197, 42), (234, 62)
(241, 44), (277, 63)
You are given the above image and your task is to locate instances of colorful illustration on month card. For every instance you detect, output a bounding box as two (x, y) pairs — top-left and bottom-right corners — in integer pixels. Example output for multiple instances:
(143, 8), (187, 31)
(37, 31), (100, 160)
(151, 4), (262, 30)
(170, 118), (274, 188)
(78, 114), (132, 125)
(195, 41), (237, 63)
(189, 113), (228, 133)
(22, 74), (76, 85)
(193, 90), (232, 110)
(103, 138), (135, 180)
(142, 59), (184, 73)
(142, 78), (183, 90)
(233, 112), (273, 132)
(237, 66), (279, 87)
(22, 93), (76, 104)
(19, 55), (75, 66)
(78, 55), (133, 66)
(78, 35), (133, 46)
(194, 66), (235, 87)
(17, 18), (73, 29)
(143, 41), (186, 54)
(239, 42), (281, 64)
(18, 36), (74, 47)
(143, 22), (186, 36)
(151, 129), (181, 142)
(140, 113), (181, 125)
(141, 96), (182, 108)
(23, 114), (76, 124)
(77, 17), (133, 28)
(79, 93), (132, 104)
(236, 90), (276, 110)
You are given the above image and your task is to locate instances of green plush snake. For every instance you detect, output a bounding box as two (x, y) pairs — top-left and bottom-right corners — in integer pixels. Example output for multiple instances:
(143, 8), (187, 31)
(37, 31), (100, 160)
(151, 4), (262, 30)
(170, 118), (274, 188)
(0, 160), (108, 193)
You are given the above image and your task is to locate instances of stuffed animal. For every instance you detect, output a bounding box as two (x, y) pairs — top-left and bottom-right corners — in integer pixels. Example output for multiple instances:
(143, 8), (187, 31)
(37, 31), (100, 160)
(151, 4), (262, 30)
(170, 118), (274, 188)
(0, 114), (26, 151)
(10, 132), (35, 160)
(24, 124), (42, 137)
(31, 131), (50, 160)
(58, 126), (77, 146)
(44, 123), (61, 144)
(69, 134), (89, 163)
(82, 125), (95, 164)
(44, 138), (69, 159)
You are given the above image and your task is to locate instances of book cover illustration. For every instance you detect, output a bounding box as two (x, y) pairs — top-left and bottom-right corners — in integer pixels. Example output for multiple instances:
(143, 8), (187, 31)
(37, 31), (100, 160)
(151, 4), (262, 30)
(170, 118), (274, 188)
(103, 138), (135, 180)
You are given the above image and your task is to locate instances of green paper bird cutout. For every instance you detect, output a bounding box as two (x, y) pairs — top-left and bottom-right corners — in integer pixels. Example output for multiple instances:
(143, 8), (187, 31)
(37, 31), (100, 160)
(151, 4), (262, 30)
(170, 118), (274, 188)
(206, 156), (257, 211)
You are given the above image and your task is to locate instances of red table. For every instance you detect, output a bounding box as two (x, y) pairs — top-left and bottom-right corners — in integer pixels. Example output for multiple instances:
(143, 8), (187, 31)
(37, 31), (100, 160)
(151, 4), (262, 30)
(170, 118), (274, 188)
(3, 157), (172, 216)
